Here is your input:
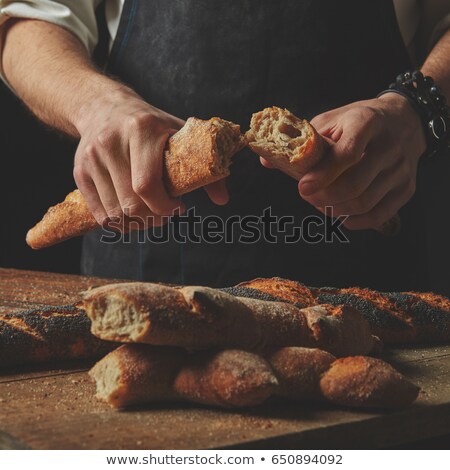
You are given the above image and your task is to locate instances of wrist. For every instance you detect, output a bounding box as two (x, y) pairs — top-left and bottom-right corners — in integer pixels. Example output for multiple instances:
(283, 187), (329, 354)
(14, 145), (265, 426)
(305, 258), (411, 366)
(377, 71), (450, 158)
(73, 76), (138, 135)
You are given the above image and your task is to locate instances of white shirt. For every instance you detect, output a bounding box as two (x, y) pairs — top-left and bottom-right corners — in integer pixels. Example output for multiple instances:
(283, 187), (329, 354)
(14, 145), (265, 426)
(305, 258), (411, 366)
(0, 0), (450, 77)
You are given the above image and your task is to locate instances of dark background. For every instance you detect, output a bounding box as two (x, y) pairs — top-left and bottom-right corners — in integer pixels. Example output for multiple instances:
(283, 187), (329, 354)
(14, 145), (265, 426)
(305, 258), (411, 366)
(0, 81), (81, 274)
(0, 81), (449, 296)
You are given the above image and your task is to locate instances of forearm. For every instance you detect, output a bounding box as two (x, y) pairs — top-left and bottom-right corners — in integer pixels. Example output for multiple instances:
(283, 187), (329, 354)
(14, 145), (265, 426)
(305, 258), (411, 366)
(1, 19), (130, 137)
(421, 28), (450, 99)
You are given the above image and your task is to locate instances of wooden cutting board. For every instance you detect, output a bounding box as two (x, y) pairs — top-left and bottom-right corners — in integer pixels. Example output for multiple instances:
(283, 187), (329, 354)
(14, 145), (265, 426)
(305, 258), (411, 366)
(0, 268), (449, 449)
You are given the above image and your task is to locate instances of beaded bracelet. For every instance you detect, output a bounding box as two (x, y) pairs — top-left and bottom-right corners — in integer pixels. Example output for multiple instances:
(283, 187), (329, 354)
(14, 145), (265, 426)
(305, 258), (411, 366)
(377, 71), (450, 158)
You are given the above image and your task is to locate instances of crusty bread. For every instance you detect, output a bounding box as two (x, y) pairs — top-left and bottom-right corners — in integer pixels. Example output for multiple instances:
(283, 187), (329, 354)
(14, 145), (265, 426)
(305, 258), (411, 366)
(267, 347), (335, 400)
(246, 107), (326, 180)
(320, 356), (420, 408)
(26, 190), (98, 251)
(83, 282), (377, 356)
(89, 344), (185, 408)
(26, 117), (245, 250)
(164, 117), (245, 196)
(90, 344), (419, 410)
(173, 349), (278, 408)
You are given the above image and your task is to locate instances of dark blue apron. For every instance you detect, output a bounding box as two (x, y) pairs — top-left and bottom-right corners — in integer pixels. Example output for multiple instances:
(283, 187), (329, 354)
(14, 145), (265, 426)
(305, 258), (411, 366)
(82, 0), (428, 292)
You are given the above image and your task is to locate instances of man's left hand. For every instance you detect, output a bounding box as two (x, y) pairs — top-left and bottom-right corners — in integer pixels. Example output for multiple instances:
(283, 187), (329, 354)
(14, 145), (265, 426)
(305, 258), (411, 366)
(298, 93), (426, 230)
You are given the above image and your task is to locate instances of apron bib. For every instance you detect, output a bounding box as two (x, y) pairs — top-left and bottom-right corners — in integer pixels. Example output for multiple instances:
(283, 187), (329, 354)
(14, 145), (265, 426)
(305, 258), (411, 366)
(82, 0), (428, 291)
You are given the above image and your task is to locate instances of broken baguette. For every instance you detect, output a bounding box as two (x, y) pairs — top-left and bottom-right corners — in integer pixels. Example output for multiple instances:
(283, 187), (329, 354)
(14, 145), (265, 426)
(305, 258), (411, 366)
(26, 117), (245, 249)
(83, 282), (377, 356)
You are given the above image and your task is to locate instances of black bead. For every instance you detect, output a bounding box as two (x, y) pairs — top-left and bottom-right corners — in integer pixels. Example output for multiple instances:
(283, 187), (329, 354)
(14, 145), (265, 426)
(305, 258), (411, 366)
(412, 70), (423, 81)
(430, 85), (441, 95)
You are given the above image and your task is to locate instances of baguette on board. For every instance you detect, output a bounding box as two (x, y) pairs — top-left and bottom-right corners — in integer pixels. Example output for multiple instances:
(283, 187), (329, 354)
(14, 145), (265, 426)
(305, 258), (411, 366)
(90, 344), (419, 409)
(83, 282), (378, 356)
(26, 117), (245, 250)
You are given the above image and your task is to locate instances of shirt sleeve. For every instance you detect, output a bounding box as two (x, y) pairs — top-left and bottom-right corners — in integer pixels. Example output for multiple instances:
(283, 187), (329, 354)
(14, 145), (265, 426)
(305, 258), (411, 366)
(0, 0), (101, 53)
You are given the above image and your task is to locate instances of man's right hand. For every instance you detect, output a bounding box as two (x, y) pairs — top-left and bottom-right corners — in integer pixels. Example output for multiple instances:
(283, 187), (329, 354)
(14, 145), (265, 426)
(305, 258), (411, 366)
(2, 20), (214, 231)
(73, 87), (186, 228)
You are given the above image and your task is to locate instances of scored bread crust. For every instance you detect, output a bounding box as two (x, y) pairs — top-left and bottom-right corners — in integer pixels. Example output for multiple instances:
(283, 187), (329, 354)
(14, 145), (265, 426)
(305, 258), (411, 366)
(246, 106), (326, 180)
(26, 117), (245, 250)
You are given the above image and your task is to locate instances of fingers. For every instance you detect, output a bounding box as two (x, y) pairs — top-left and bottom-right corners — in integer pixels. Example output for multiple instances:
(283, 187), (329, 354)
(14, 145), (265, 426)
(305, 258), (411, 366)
(128, 115), (185, 216)
(260, 156), (276, 169)
(301, 142), (396, 208)
(300, 107), (383, 195)
(342, 180), (415, 230)
(73, 167), (108, 226)
(332, 158), (410, 217)
(204, 178), (229, 205)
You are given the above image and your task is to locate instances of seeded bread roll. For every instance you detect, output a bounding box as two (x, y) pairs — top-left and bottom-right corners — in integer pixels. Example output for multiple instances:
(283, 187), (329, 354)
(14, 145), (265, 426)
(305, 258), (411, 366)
(83, 282), (377, 356)
(26, 117), (245, 250)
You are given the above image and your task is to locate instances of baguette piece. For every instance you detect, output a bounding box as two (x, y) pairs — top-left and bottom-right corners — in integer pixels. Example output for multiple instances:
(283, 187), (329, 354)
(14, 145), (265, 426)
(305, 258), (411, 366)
(83, 282), (377, 356)
(89, 344), (185, 408)
(26, 117), (245, 250)
(90, 344), (419, 409)
(0, 305), (116, 368)
(246, 107), (326, 180)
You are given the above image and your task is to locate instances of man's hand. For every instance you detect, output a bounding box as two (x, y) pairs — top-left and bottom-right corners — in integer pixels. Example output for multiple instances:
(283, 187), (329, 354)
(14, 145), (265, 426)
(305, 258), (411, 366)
(297, 93), (426, 230)
(2, 20), (229, 230)
(73, 87), (187, 227)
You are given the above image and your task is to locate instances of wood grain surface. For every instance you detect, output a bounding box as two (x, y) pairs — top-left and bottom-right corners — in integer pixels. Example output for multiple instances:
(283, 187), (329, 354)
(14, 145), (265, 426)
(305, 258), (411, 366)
(0, 268), (449, 449)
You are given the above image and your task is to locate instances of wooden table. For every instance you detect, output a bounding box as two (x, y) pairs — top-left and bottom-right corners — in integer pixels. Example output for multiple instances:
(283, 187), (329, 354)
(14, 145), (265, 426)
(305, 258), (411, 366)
(0, 268), (449, 450)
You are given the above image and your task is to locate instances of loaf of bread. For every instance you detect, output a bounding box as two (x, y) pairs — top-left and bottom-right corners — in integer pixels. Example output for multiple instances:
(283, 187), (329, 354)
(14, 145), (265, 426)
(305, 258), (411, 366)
(246, 107), (326, 180)
(83, 282), (377, 356)
(26, 117), (245, 250)
(234, 277), (450, 344)
(90, 344), (419, 409)
(0, 305), (116, 368)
